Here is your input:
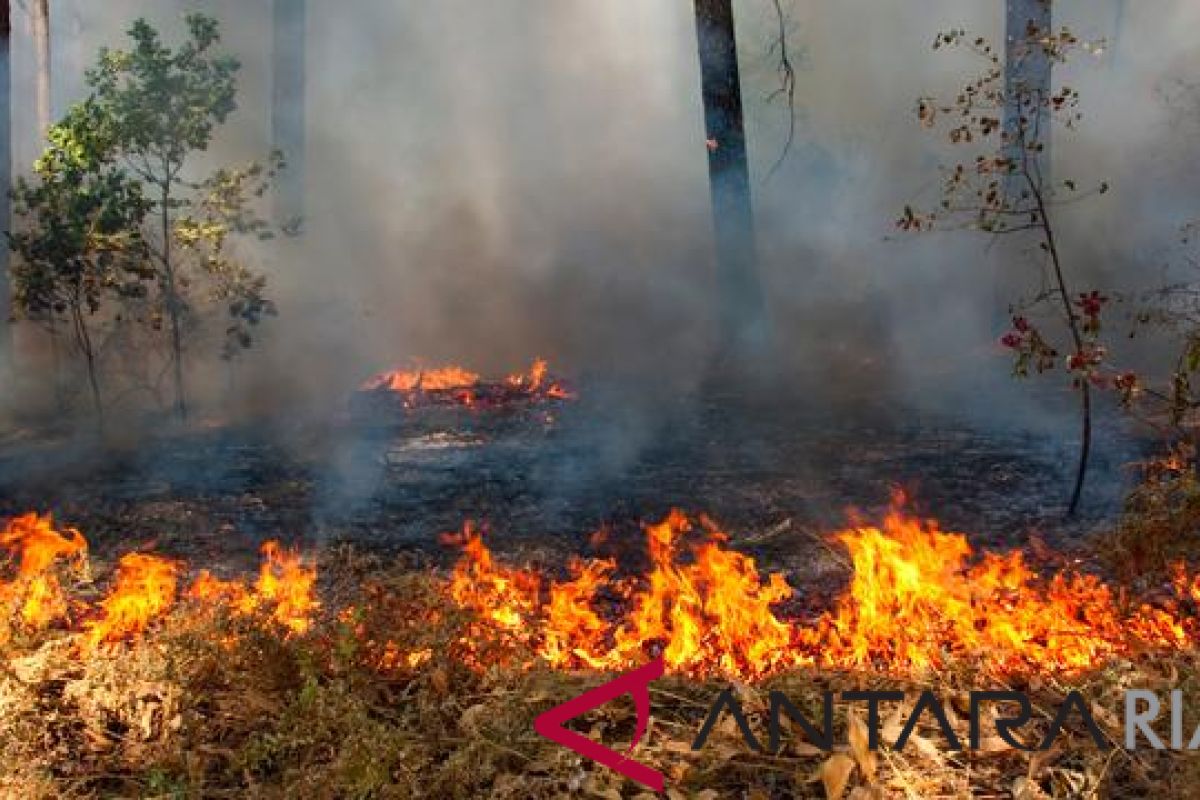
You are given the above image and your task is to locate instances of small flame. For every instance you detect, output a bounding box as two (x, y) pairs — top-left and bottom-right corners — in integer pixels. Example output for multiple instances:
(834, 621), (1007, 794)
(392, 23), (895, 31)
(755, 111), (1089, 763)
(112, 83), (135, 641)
(252, 541), (320, 635)
(362, 365), (481, 394)
(189, 541), (319, 635)
(83, 553), (179, 649)
(0, 513), (88, 631)
(362, 358), (573, 408)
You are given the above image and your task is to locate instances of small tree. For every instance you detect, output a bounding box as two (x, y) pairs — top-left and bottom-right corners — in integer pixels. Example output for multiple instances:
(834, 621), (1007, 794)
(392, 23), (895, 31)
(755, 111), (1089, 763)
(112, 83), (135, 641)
(8, 15), (279, 424)
(898, 27), (1108, 515)
(86, 14), (277, 420)
(8, 99), (151, 426)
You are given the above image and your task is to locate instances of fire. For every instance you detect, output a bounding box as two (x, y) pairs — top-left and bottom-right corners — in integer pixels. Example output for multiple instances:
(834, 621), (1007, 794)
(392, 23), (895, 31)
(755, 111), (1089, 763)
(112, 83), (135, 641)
(189, 541), (319, 635)
(360, 358), (573, 408)
(362, 365), (481, 395)
(83, 553), (179, 648)
(440, 504), (1200, 680)
(443, 521), (541, 643)
(0, 512), (322, 649)
(0, 513), (88, 631)
(6, 503), (1200, 684)
(443, 511), (800, 679)
(252, 541), (320, 635)
(809, 508), (1133, 673)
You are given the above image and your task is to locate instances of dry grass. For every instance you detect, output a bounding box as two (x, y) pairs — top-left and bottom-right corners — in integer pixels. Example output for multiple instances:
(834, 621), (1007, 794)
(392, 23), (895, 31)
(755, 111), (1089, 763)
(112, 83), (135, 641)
(2, 554), (1200, 800)
(1101, 458), (1200, 584)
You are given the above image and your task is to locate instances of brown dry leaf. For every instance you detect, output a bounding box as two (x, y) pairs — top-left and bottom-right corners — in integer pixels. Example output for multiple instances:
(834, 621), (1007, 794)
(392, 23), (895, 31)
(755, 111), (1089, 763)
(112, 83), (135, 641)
(1012, 776), (1051, 800)
(847, 711), (877, 782)
(820, 753), (857, 800)
(848, 787), (884, 800)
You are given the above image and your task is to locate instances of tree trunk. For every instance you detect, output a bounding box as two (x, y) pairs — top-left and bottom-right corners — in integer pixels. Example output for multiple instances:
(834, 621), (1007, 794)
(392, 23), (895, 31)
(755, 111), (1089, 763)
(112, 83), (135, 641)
(30, 0), (50, 136)
(0, 3), (10, 379)
(272, 0), (306, 228)
(161, 182), (186, 422)
(693, 0), (767, 356)
(1004, 0), (1052, 171)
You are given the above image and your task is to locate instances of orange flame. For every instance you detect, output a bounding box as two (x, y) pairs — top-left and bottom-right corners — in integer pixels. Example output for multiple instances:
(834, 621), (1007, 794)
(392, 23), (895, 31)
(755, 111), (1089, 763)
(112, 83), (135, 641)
(363, 359), (573, 407)
(441, 505), (1200, 680)
(8, 503), (1200, 684)
(252, 541), (320, 635)
(808, 508), (1133, 673)
(188, 541), (319, 635)
(0, 513), (88, 631)
(362, 365), (481, 394)
(83, 553), (179, 649)
(443, 522), (541, 643)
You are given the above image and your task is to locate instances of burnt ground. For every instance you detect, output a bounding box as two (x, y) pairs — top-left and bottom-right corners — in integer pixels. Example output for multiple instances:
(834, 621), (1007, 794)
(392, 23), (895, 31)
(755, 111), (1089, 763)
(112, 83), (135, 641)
(0, 381), (1149, 598)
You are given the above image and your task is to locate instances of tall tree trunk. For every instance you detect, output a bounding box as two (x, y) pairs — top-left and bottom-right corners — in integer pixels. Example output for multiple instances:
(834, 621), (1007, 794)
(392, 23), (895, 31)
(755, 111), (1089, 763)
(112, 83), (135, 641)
(693, 0), (767, 356)
(1004, 0), (1052, 172)
(30, 0), (50, 136)
(0, 2), (10, 380)
(272, 0), (306, 228)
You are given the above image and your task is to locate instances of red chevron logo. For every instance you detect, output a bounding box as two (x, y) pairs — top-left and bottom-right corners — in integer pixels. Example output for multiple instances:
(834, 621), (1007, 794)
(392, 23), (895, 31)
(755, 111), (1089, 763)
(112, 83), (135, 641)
(533, 658), (665, 792)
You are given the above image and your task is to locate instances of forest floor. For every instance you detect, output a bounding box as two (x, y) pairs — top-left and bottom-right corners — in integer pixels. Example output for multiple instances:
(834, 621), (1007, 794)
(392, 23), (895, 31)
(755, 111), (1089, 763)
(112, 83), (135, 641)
(2, 386), (1194, 798)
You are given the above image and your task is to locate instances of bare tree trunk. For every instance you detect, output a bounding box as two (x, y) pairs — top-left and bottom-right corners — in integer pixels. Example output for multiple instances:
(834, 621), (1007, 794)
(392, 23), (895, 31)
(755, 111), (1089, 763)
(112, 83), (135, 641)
(693, 0), (767, 356)
(0, 3), (11, 380)
(272, 0), (306, 229)
(30, 0), (50, 136)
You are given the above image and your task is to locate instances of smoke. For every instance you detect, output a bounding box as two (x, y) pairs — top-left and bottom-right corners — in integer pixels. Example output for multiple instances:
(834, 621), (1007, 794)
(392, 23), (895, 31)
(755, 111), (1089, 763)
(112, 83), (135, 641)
(3, 0), (1199, 453)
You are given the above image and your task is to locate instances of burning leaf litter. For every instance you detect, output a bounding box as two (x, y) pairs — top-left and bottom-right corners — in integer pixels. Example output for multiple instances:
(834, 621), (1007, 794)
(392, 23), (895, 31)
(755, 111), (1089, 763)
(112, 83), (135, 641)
(4, 502), (1200, 681)
(359, 358), (574, 409)
(3, 506), (1200, 798)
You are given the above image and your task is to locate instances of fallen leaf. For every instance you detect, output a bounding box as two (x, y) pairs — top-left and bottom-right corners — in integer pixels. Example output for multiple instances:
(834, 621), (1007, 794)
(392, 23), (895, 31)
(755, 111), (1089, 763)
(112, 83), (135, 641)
(820, 753), (857, 800)
(847, 711), (877, 782)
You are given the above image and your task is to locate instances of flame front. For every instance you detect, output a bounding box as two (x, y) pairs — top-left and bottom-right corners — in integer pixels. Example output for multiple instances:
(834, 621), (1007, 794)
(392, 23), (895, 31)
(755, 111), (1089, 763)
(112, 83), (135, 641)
(0, 511), (322, 649)
(6, 504), (1200, 683)
(808, 509), (1135, 673)
(442, 504), (1200, 680)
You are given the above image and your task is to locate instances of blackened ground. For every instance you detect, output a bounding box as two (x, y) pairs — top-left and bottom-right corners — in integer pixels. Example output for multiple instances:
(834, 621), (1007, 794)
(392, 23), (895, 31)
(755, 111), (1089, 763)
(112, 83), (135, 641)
(0, 381), (1146, 592)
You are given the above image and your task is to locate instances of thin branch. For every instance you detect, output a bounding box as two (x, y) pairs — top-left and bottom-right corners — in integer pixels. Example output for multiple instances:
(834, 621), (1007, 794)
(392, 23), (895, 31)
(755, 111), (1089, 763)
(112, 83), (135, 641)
(763, 0), (796, 181)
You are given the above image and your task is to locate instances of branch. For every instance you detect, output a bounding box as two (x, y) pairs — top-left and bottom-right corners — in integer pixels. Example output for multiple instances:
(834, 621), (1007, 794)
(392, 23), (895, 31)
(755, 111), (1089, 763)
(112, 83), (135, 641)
(764, 0), (796, 181)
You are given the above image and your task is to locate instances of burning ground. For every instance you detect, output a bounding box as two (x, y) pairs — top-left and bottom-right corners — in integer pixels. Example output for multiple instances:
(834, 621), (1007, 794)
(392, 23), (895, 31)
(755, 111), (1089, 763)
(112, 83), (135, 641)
(0, 371), (1195, 798)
